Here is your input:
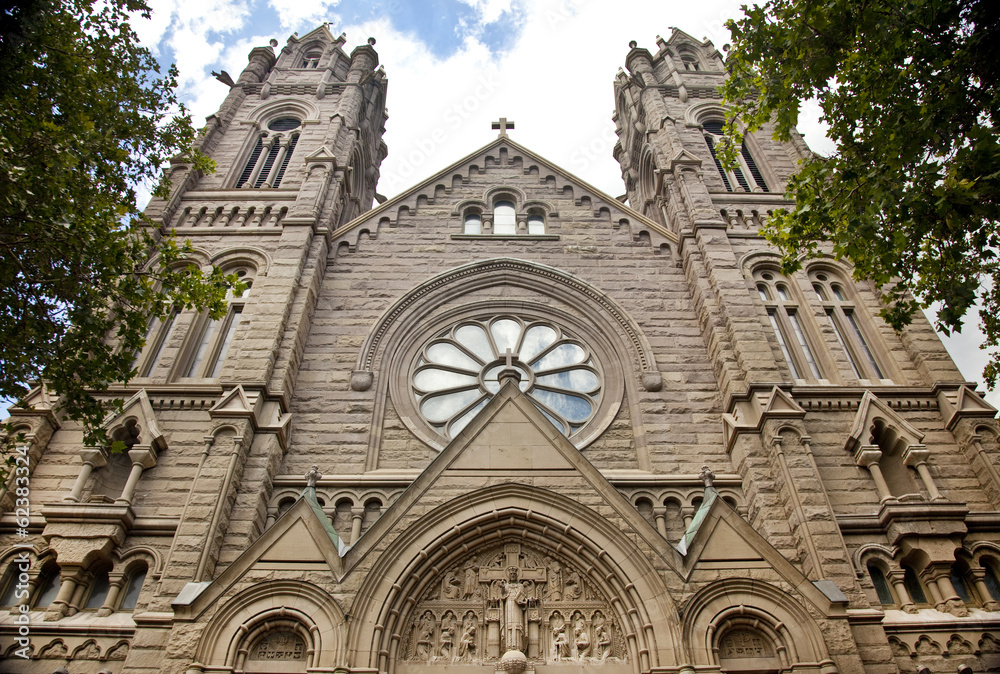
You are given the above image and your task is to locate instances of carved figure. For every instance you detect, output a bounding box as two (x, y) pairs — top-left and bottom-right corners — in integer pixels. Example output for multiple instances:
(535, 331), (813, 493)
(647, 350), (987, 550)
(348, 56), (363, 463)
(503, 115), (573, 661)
(565, 570), (582, 600)
(575, 624), (591, 659)
(459, 612), (477, 660)
(501, 566), (528, 652)
(442, 570), (462, 600)
(552, 621), (570, 661)
(415, 611), (435, 661)
(596, 625), (611, 661)
(547, 562), (563, 601)
(463, 564), (479, 599)
(440, 612), (456, 660)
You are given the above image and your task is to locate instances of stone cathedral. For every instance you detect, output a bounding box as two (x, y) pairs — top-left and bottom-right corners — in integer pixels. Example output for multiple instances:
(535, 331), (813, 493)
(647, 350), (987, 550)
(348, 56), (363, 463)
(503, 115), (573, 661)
(3, 24), (1000, 674)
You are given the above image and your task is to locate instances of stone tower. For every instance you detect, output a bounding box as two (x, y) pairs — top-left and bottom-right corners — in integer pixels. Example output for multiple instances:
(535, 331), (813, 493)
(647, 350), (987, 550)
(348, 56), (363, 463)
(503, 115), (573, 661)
(2, 27), (1000, 674)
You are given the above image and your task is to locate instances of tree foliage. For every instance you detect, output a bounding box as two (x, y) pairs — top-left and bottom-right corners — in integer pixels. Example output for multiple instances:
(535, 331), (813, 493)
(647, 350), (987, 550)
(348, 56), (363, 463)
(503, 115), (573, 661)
(0, 0), (234, 447)
(721, 0), (1000, 384)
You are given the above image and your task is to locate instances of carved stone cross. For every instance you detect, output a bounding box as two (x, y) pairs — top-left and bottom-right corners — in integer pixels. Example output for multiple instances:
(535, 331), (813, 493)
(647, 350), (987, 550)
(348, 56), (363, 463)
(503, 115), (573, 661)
(492, 117), (515, 137)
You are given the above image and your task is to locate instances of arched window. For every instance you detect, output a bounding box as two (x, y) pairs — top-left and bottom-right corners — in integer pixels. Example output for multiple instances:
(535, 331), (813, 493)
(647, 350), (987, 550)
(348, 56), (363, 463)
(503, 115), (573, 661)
(33, 566), (61, 608)
(301, 51), (321, 68)
(492, 200), (516, 235)
(236, 118), (301, 188)
(950, 561), (975, 604)
(463, 211), (482, 235)
(754, 269), (822, 380)
(810, 269), (884, 381)
(118, 565), (147, 610)
(982, 556), (1000, 601)
(527, 211), (545, 235)
(703, 120), (769, 193)
(678, 50), (700, 71)
(83, 564), (112, 609)
(184, 267), (253, 379)
(132, 309), (178, 377)
(867, 562), (896, 606)
(902, 565), (928, 605)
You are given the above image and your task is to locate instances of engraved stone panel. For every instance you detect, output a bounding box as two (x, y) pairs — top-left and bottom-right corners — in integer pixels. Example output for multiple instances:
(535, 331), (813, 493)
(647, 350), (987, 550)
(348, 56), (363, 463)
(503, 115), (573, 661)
(402, 542), (626, 665)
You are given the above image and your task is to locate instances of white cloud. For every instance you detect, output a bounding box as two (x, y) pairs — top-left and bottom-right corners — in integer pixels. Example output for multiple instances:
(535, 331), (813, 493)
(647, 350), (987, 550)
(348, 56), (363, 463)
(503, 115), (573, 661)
(456, 0), (513, 24)
(267, 0), (341, 33)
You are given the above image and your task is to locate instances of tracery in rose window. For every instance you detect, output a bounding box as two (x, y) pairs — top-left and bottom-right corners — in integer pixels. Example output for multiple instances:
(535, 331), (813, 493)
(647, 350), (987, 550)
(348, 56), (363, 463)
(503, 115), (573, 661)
(411, 316), (602, 440)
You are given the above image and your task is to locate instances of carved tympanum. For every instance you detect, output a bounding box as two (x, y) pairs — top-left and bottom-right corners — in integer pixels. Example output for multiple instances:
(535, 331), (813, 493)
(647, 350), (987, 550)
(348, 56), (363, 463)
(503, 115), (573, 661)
(403, 542), (626, 665)
(249, 631), (305, 661)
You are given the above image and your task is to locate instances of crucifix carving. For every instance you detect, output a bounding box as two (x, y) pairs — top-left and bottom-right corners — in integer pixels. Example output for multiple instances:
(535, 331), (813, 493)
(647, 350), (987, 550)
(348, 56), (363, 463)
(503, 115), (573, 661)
(492, 117), (515, 137)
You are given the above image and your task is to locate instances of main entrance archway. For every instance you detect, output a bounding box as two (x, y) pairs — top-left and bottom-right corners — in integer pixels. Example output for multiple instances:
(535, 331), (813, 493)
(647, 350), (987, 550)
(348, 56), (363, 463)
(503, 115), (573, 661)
(348, 484), (681, 674)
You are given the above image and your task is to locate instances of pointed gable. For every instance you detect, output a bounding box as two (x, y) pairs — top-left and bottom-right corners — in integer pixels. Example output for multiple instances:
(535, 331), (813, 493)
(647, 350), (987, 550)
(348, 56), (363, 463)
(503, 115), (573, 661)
(331, 135), (679, 248)
(172, 487), (343, 620)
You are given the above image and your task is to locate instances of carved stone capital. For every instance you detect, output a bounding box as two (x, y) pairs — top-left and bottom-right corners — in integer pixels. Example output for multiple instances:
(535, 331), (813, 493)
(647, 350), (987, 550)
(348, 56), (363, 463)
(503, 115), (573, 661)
(854, 446), (883, 468)
(80, 448), (108, 468)
(902, 445), (930, 467)
(128, 445), (158, 469)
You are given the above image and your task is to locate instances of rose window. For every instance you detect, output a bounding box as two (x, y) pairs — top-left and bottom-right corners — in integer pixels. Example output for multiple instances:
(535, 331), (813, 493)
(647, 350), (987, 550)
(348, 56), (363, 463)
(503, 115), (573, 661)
(412, 316), (602, 440)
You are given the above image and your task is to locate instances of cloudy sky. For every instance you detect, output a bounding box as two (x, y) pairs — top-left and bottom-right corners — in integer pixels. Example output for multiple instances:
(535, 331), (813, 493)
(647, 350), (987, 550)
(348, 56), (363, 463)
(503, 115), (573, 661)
(130, 0), (995, 402)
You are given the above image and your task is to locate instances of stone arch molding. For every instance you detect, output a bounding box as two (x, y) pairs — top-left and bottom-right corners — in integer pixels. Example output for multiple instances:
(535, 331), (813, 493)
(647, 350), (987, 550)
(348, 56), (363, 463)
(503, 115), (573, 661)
(190, 580), (346, 673)
(347, 483), (681, 674)
(682, 579), (839, 672)
(351, 257), (663, 393)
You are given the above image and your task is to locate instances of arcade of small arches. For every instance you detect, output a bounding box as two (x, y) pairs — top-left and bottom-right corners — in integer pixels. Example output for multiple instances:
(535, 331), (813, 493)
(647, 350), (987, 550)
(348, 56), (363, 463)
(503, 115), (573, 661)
(860, 545), (1000, 616)
(266, 487), (403, 545)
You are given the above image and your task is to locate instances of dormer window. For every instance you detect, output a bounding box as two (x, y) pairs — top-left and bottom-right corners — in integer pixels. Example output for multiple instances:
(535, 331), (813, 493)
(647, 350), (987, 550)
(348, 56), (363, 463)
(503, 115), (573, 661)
(493, 201), (516, 235)
(679, 51), (699, 71)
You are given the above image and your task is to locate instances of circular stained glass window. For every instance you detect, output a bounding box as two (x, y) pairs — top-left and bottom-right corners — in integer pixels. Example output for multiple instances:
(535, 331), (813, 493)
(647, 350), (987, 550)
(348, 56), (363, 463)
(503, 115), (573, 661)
(411, 316), (602, 439)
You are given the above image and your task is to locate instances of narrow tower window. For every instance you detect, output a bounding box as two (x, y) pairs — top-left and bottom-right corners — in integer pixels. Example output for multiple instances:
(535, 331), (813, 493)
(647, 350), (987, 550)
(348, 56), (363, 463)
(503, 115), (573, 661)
(236, 118), (301, 188)
(183, 269), (253, 379)
(703, 120), (769, 193)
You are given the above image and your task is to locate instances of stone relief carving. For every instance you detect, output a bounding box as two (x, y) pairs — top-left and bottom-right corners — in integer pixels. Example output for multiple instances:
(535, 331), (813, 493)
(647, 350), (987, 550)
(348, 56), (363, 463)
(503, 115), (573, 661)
(249, 631), (306, 661)
(403, 542), (626, 665)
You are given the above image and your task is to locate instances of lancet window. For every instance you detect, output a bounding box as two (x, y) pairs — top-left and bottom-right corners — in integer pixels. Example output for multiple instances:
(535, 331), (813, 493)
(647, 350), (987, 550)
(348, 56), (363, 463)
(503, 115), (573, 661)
(702, 120), (768, 193)
(753, 269), (821, 380)
(236, 117), (301, 188)
(184, 268), (253, 379)
(810, 269), (885, 381)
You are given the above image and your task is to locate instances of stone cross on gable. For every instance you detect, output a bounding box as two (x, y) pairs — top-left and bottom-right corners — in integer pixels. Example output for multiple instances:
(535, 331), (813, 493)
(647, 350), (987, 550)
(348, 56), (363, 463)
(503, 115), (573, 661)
(492, 118), (515, 137)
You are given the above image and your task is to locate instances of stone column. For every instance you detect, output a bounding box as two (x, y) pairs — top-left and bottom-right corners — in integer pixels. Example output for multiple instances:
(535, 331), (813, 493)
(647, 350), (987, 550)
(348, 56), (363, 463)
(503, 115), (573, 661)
(887, 569), (916, 613)
(854, 446), (893, 502)
(97, 573), (125, 617)
(115, 445), (158, 506)
(652, 506), (668, 538)
(350, 506), (365, 544)
(968, 567), (1000, 611)
(64, 448), (107, 502)
(902, 446), (943, 500)
(44, 568), (81, 621)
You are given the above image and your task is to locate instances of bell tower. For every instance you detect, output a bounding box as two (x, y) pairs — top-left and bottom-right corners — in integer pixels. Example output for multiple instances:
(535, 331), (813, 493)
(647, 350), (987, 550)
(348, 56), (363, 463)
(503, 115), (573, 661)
(125, 29), (388, 592)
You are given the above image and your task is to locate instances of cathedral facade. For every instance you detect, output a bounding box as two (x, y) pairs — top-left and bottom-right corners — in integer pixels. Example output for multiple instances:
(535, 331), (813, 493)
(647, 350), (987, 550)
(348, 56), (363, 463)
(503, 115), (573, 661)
(2, 25), (1000, 674)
